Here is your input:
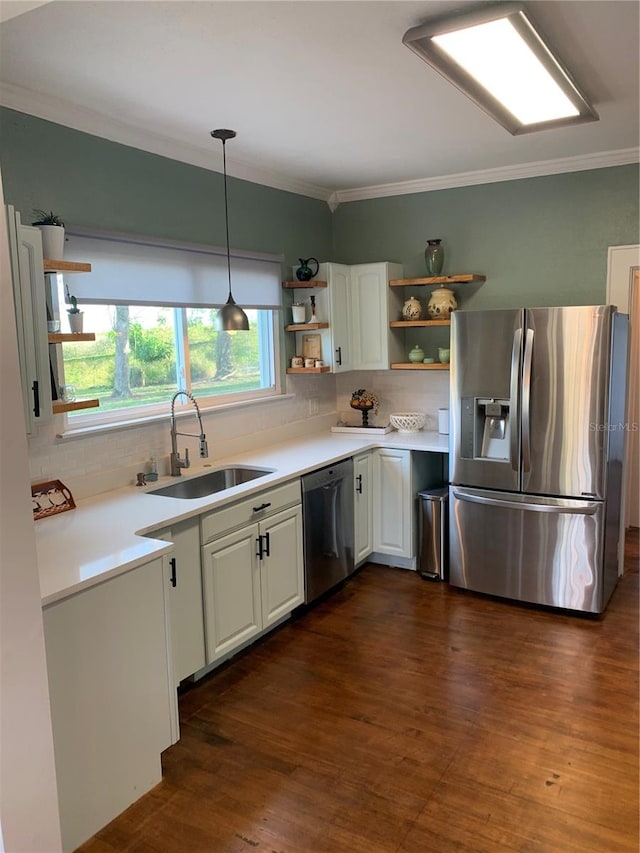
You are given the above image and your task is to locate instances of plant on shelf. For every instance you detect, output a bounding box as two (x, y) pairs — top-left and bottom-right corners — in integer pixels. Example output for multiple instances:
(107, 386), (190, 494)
(66, 295), (83, 334)
(32, 208), (66, 259)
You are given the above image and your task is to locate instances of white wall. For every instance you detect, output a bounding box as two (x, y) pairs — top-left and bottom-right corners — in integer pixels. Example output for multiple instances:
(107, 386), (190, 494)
(336, 370), (450, 431)
(0, 178), (62, 851)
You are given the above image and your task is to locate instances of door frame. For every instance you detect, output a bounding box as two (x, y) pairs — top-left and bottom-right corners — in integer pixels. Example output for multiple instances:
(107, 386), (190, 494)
(606, 244), (639, 574)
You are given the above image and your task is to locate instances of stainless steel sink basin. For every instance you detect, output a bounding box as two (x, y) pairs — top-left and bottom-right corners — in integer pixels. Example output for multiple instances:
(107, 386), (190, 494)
(148, 467), (274, 499)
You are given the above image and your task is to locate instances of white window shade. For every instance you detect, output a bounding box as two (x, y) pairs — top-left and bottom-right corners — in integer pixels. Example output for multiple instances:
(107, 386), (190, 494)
(64, 232), (282, 309)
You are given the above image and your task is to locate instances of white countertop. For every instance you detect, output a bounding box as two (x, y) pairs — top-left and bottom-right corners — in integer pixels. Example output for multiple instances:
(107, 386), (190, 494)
(36, 429), (449, 606)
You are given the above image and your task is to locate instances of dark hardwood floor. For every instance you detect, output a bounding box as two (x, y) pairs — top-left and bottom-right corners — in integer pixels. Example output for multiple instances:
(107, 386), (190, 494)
(78, 530), (639, 853)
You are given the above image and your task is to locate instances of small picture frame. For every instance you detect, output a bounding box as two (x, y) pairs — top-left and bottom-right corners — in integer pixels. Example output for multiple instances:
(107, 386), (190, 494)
(301, 333), (321, 361)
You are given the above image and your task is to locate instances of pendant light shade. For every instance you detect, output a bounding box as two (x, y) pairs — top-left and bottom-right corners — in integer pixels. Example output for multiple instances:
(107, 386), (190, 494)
(211, 128), (250, 331)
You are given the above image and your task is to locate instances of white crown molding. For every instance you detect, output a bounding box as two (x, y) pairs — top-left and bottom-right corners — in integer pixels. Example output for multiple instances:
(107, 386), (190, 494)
(0, 82), (333, 202)
(333, 148), (640, 204)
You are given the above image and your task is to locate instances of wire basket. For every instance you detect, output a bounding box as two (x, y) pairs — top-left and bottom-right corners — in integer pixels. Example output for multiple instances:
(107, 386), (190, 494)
(390, 412), (426, 433)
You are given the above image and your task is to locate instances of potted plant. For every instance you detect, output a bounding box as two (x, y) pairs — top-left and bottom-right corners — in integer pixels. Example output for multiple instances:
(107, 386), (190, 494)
(32, 209), (65, 260)
(67, 295), (83, 334)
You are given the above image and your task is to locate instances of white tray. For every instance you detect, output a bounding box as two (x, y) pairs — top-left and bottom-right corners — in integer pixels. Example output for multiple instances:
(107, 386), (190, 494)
(331, 425), (394, 435)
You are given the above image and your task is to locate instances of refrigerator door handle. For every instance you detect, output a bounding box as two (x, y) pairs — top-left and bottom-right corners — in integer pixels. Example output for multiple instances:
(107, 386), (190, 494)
(509, 328), (522, 471)
(451, 488), (600, 515)
(521, 328), (534, 473)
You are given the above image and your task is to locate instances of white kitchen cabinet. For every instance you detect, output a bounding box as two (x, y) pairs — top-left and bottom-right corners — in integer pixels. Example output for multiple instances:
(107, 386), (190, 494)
(354, 451), (373, 565)
(260, 504), (304, 626)
(372, 449), (444, 568)
(43, 558), (177, 853)
(156, 519), (206, 684)
(350, 262), (404, 370)
(291, 261), (403, 373)
(6, 205), (52, 433)
(201, 480), (304, 665)
(373, 448), (413, 559)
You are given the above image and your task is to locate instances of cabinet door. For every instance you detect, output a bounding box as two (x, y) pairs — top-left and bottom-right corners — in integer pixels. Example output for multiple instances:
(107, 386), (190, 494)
(260, 505), (304, 627)
(354, 451), (373, 565)
(327, 263), (352, 372)
(373, 448), (413, 557)
(6, 207), (52, 433)
(350, 263), (403, 369)
(202, 524), (262, 663)
(158, 521), (206, 683)
(43, 559), (174, 853)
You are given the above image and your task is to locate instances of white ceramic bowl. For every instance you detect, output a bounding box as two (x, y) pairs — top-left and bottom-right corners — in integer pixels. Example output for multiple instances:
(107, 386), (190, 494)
(390, 412), (426, 433)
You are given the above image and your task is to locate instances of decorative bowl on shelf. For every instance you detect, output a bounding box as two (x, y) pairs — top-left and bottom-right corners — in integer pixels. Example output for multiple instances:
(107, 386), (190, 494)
(390, 412), (426, 433)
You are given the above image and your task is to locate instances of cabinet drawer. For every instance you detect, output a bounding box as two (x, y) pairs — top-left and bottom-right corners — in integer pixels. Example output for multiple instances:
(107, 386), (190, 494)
(201, 479), (301, 544)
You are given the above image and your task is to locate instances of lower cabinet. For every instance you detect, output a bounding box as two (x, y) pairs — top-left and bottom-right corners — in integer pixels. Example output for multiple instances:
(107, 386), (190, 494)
(372, 449), (445, 568)
(354, 451), (373, 565)
(201, 481), (304, 665)
(43, 559), (177, 853)
(156, 519), (206, 685)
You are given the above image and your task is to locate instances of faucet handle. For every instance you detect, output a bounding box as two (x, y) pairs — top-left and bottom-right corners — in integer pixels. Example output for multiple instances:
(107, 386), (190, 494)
(183, 447), (190, 469)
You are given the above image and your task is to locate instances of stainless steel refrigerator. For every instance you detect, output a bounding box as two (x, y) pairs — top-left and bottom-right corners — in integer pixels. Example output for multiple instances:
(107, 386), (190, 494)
(449, 306), (628, 614)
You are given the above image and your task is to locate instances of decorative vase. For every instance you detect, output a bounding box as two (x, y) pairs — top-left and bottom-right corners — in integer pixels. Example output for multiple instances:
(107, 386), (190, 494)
(38, 225), (65, 260)
(295, 257), (319, 281)
(425, 239), (444, 276)
(438, 347), (450, 364)
(427, 286), (457, 319)
(408, 345), (425, 363)
(402, 296), (422, 321)
(68, 312), (83, 333)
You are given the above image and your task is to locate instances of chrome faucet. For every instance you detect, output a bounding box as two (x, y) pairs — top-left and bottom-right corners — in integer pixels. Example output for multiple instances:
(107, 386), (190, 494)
(169, 390), (208, 476)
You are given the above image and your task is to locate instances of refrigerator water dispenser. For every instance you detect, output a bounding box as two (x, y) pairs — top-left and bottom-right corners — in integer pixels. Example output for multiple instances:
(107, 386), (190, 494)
(471, 398), (511, 461)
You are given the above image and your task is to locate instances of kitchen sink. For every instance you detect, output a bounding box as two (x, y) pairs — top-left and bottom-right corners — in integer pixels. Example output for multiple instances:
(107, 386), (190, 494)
(147, 467), (274, 499)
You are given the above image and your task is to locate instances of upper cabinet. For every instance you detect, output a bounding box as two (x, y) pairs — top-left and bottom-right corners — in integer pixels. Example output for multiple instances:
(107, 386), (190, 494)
(283, 261), (404, 373)
(7, 206), (52, 434)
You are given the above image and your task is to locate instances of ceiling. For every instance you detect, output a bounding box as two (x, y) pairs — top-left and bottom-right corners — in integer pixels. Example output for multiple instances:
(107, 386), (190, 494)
(0, 1), (638, 204)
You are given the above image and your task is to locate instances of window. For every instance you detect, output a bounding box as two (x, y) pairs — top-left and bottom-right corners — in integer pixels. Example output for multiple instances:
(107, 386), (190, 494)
(56, 231), (282, 427)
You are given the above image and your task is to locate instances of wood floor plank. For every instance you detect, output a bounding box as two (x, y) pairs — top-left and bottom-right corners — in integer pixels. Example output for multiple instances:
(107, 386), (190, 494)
(76, 529), (639, 853)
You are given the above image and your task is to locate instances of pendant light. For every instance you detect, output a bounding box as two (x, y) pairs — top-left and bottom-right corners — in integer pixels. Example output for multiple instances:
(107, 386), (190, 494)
(211, 128), (250, 331)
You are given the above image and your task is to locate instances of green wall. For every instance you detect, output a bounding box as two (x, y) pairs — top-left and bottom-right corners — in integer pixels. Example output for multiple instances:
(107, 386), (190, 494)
(0, 108), (333, 273)
(333, 165), (639, 309)
(1, 107), (638, 314)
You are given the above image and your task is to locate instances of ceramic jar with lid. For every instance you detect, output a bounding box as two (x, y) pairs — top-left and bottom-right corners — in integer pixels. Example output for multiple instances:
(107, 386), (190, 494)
(408, 345), (425, 363)
(402, 296), (422, 321)
(427, 286), (457, 319)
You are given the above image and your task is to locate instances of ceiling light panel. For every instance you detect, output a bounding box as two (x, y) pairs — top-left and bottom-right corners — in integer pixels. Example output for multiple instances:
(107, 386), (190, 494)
(403, 2), (598, 135)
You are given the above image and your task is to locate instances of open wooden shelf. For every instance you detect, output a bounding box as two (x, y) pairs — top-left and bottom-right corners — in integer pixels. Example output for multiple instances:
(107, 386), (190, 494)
(282, 280), (327, 289)
(284, 322), (329, 332)
(389, 274), (485, 287)
(52, 398), (100, 414)
(43, 260), (92, 273)
(48, 332), (96, 343)
(391, 362), (450, 370)
(286, 367), (330, 374)
(389, 319), (451, 328)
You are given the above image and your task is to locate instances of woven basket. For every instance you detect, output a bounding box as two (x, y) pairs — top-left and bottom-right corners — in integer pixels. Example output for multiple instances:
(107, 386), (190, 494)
(389, 412), (426, 433)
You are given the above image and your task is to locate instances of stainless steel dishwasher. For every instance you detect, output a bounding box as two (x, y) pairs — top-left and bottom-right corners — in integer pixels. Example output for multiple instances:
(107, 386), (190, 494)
(301, 458), (355, 603)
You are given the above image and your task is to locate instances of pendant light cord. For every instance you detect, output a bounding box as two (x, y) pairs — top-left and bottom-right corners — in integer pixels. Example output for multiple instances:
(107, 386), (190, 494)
(221, 139), (233, 302)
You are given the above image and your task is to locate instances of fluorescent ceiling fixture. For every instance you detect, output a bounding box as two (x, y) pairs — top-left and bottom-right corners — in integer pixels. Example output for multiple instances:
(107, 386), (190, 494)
(403, 3), (598, 135)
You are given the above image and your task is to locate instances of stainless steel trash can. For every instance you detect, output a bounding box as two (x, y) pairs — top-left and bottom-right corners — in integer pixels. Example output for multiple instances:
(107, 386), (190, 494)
(417, 488), (448, 581)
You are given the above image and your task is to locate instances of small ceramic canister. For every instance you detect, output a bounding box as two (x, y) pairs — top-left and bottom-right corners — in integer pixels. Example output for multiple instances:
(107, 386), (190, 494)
(315, 360), (324, 368)
(304, 358), (315, 368)
(291, 356), (303, 368)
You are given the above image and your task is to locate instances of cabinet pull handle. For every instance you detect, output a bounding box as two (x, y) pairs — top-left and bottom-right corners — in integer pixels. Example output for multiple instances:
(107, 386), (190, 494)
(32, 380), (40, 418)
(264, 531), (270, 557)
(256, 535), (263, 560)
(169, 557), (177, 588)
(356, 474), (363, 494)
(253, 502), (271, 513)
(336, 346), (342, 366)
